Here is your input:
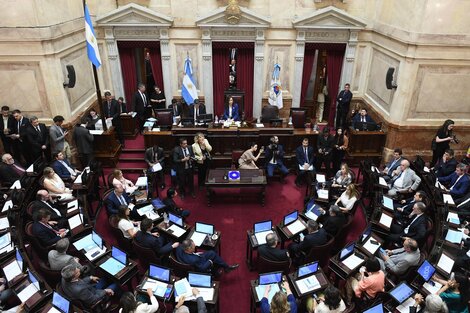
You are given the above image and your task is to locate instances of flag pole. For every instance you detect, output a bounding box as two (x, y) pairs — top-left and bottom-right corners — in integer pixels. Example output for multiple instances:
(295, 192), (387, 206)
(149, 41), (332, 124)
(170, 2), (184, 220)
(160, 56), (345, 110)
(83, 0), (107, 131)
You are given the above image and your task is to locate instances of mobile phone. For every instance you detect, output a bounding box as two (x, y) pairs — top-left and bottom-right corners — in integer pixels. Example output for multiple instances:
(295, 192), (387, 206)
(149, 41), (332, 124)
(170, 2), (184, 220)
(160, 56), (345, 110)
(313, 293), (320, 303)
(299, 233), (305, 240)
(164, 287), (172, 299)
(370, 239), (379, 245)
(379, 248), (385, 254)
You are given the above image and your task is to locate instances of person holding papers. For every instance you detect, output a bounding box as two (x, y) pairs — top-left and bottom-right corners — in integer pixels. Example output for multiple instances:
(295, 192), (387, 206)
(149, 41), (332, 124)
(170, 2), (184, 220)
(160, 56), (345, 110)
(48, 238), (83, 271)
(387, 202), (427, 247)
(222, 96), (240, 122)
(51, 152), (80, 180)
(112, 169), (137, 195)
(295, 138), (316, 187)
(60, 264), (118, 308)
(258, 233), (290, 262)
(316, 127), (335, 178)
(105, 184), (132, 216)
(387, 159), (422, 198)
(334, 184), (359, 213)
(119, 288), (159, 313)
(0, 153), (24, 185)
(144, 144), (166, 190)
(319, 205), (346, 237)
(376, 238), (420, 276)
(260, 282), (297, 313)
(381, 148), (403, 182)
(175, 239), (239, 274)
(162, 188), (190, 218)
(432, 273), (470, 313)
(394, 190), (427, 225)
(308, 285), (346, 313)
(288, 220), (327, 261)
(192, 133), (212, 188)
(134, 218), (179, 257)
(42, 167), (74, 201)
(344, 258), (384, 306)
(438, 163), (470, 201)
(174, 288), (207, 313)
(31, 190), (67, 228)
(117, 206), (139, 240)
(32, 208), (67, 246)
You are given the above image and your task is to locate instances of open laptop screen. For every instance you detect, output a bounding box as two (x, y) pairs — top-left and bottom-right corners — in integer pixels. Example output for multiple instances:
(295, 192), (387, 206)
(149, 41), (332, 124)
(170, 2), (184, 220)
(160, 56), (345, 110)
(188, 272), (212, 288)
(254, 221), (272, 233)
(297, 262), (319, 278)
(149, 265), (170, 282)
(339, 243), (355, 261)
(52, 292), (70, 313)
(382, 195), (394, 210)
(362, 302), (383, 313)
(195, 222), (214, 235)
(283, 211), (298, 226)
(111, 246), (127, 265)
(169, 213), (183, 227)
(92, 231), (103, 249)
(259, 272), (282, 285)
(390, 282), (414, 304)
(417, 260), (436, 282)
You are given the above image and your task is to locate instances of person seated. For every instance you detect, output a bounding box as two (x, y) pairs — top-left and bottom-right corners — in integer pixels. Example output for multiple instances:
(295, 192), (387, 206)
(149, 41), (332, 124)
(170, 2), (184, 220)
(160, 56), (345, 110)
(0, 275), (15, 311)
(175, 239), (239, 274)
(334, 184), (360, 213)
(376, 238), (420, 276)
(438, 163), (470, 201)
(238, 142), (264, 169)
(48, 238), (82, 271)
(409, 293), (448, 313)
(111, 169), (137, 194)
(134, 218), (179, 257)
(295, 137), (316, 187)
(454, 226), (470, 270)
(433, 148), (458, 177)
(174, 288), (207, 313)
(381, 148), (403, 182)
(222, 96), (240, 121)
(288, 220), (327, 259)
(119, 289), (159, 313)
(258, 233), (290, 262)
(84, 108), (100, 130)
(117, 205), (139, 240)
(31, 190), (67, 228)
(344, 258), (385, 305)
(432, 273), (470, 313)
(169, 99), (183, 120)
(387, 202), (427, 247)
(0, 153), (24, 185)
(319, 205), (347, 237)
(264, 136), (289, 181)
(51, 152), (80, 181)
(331, 163), (352, 188)
(188, 100), (206, 121)
(387, 160), (421, 197)
(162, 188), (190, 218)
(261, 282), (297, 313)
(308, 285), (346, 313)
(32, 208), (67, 246)
(105, 184), (132, 216)
(394, 190), (427, 225)
(42, 167), (74, 201)
(60, 264), (118, 308)
(351, 108), (377, 131)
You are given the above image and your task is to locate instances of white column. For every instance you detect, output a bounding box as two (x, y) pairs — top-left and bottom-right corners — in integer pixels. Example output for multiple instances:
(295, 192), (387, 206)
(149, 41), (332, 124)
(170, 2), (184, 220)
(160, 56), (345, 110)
(106, 28), (125, 100)
(340, 30), (358, 88)
(201, 28), (214, 114)
(292, 31), (306, 108)
(159, 28), (172, 108)
(252, 29), (265, 118)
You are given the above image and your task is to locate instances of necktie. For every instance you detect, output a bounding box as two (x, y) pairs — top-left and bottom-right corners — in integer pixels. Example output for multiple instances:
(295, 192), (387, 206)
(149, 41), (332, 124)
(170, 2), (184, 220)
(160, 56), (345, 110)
(304, 147), (308, 164)
(36, 126), (40, 132)
(108, 102), (111, 115)
(183, 148), (189, 169)
(362, 117), (365, 123)
(12, 163), (25, 175)
(119, 195), (127, 205)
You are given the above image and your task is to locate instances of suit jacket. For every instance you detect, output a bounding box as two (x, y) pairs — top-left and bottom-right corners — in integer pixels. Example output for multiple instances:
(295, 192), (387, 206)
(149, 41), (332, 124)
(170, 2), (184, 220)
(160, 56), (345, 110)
(49, 124), (67, 154)
(102, 99), (119, 119)
(0, 163), (20, 185)
(174, 246), (212, 272)
(32, 221), (61, 246)
(169, 103), (182, 117)
(144, 146), (165, 168)
(132, 91), (148, 116)
(439, 172), (470, 198)
(0, 115), (15, 140)
(392, 168), (422, 191)
(352, 114), (376, 130)
(105, 191), (131, 215)
(336, 89), (352, 107)
(173, 146), (195, 171)
(12, 116), (31, 140)
(264, 144), (286, 166)
(48, 250), (80, 271)
(257, 244), (290, 262)
(24, 123), (48, 153)
(384, 157), (402, 177)
(52, 159), (75, 179)
(73, 125), (94, 154)
(61, 277), (106, 307)
(222, 104), (240, 121)
(188, 104), (207, 119)
(134, 231), (172, 256)
(295, 145), (315, 166)
(434, 157), (457, 178)
(30, 200), (63, 221)
(317, 135), (335, 155)
(322, 214), (346, 237)
(292, 228), (328, 254)
(384, 247), (420, 275)
(401, 214), (427, 244)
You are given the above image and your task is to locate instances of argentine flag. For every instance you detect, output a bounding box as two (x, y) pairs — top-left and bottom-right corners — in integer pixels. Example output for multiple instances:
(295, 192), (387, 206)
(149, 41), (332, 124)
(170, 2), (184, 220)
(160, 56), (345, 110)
(181, 56), (198, 104)
(84, 4), (102, 68)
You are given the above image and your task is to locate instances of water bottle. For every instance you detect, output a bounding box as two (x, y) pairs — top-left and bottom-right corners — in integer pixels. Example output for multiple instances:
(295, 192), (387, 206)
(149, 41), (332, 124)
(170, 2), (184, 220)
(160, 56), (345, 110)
(288, 116), (293, 125)
(214, 115), (219, 124)
(163, 212), (169, 227)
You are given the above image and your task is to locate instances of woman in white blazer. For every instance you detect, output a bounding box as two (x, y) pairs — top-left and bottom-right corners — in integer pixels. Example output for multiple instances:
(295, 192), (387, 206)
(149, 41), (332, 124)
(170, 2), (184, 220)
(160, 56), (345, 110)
(192, 132), (212, 188)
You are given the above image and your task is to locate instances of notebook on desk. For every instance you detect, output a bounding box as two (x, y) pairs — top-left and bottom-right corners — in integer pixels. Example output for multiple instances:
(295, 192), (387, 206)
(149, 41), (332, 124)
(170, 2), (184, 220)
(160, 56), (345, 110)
(253, 220), (273, 245)
(191, 222), (214, 246)
(99, 246), (127, 276)
(47, 292), (70, 313)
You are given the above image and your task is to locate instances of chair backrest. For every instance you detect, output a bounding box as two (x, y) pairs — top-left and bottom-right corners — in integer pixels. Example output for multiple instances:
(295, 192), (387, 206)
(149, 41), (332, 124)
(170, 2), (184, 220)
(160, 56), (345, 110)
(291, 108), (306, 128)
(108, 215), (133, 254)
(38, 260), (62, 288)
(261, 105), (279, 123)
(132, 240), (163, 273)
(332, 214), (354, 251)
(25, 202), (35, 221)
(169, 253), (194, 278)
(305, 234), (335, 268)
(231, 150), (244, 169)
(156, 110), (173, 127)
(107, 173), (114, 189)
(25, 221), (53, 259)
(256, 255), (291, 275)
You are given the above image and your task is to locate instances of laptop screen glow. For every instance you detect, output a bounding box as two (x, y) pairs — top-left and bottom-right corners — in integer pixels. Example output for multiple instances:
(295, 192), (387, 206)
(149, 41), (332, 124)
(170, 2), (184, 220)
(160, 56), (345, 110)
(254, 221), (272, 233)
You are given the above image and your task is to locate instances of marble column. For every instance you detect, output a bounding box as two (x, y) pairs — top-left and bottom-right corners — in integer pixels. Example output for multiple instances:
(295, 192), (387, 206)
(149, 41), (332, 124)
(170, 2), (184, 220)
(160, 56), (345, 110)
(340, 31), (358, 88)
(292, 31), (306, 108)
(105, 28), (125, 100)
(159, 28), (172, 108)
(201, 28), (213, 114)
(252, 30), (265, 118)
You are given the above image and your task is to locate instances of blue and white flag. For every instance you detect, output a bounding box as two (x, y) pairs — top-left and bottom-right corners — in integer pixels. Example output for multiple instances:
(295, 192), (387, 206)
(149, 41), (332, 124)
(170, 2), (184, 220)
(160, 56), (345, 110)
(181, 56), (198, 104)
(84, 4), (101, 68)
(268, 62), (283, 109)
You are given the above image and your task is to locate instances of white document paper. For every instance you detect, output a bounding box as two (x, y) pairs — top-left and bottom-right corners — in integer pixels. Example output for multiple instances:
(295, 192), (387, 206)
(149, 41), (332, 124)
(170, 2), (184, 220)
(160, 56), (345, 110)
(168, 224), (186, 238)
(191, 232), (207, 247)
(255, 284), (280, 303)
(128, 203), (135, 210)
(143, 278), (168, 297)
(2, 200), (12, 212)
(174, 278), (192, 299)
(47, 307), (61, 313)
(16, 283), (38, 303)
(342, 254), (364, 270)
(423, 281), (442, 295)
(68, 214), (82, 230)
(136, 177), (148, 187)
(437, 253), (454, 274)
(10, 180), (21, 190)
(443, 194), (455, 205)
(152, 128), (161, 132)
(193, 287), (214, 301)
(316, 174), (326, 183)
(396, 298), (417, 313)
(299, 164), (314, 171)
(445, 229), (463, 244)
(67, 199), (78, 209)
(72, 234), (94, 251)
(131, 112), (137, 118)
(4, 261), (22, 282)
(317, 189), (328, 199)
(379, 213), (393, 228)
(254, 231), (273, 245)
(145, 211), (159, 220)
(151, 163), (162, 172)
(0, 217), (10, 230)
(74, 174), (83, 184)
(295, 275), (320, 294)
(435, 180), (445, 189)
(286, 219), (306, 235)
(255, 123), (264, 128)
(85, 246), (107, 261)
(362, 236), (381, 254)
(423, 166), (430, 173)
(137, 204), (154, 216)
(378, 177), (387, 187)
(89, 130), (104, 135)
(447, 212), (460, 224)
(305, 210), (319, 221)
(26, 164), (34, 173)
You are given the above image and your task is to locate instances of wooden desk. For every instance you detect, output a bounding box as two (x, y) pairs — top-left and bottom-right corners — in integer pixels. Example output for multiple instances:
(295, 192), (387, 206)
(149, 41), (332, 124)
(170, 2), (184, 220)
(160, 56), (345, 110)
(276, 218), (308, 249)
(328, 249), (367, 282)
(245, 229), (279, 270)
(155, 221), (191, 241)
(95, 252), (139, 288)
(93, 128), (121, 167)
(287, 269), (329, 298)
(119, 114), (138, 138)
(13, 275), (51, 312)
(187, 228), (222, 254)
(356, 233), (384, 258)
(348, 129), (386, 165)
(176, 279), (220, 313)
(205, 169), (267, 206)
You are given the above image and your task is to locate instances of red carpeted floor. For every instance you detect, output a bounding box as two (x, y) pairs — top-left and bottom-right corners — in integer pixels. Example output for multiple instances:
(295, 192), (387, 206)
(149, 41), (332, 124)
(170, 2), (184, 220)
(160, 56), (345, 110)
(95, 134), (367, 313)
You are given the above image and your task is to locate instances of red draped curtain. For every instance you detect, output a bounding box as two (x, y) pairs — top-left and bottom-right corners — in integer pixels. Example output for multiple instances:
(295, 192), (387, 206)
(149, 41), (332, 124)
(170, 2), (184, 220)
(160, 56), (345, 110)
(300, 47), (316, 108)
(148, 45), (164, 91)
(117, 44), (137, 109)
(212, 42), (254, 119)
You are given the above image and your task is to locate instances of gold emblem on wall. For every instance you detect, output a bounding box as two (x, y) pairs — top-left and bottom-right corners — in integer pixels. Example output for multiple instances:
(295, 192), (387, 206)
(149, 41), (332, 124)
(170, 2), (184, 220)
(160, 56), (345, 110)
(225, 0), (241, 24)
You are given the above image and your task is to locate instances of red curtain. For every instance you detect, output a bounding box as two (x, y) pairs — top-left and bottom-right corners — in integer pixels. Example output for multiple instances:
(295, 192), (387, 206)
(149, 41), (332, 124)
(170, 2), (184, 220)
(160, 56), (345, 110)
(212, 42), (254, 119)
(117, 45), (137, 110)
(148, 45), (164, 91)
(326, 50), (345, 125)
(300, 47), (316, 107)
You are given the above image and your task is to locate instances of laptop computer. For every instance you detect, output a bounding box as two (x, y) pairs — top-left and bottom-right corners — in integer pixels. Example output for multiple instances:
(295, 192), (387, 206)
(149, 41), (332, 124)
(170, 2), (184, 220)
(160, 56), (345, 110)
(99, 246), (128, 276)
(361, 226), (371, 243)
(305, 202), (323, 221)
(169, 213), (183, 227)
(49, 292), (70, 313)
(149, 264), (171, 282)
(112, 246), (127, 266)
(297, 261), (319, 279)
(253, 220), (273, 245)
(259, 271), (283, 285)
(362, 302), (383, 313)
(389, 282), (415, 304)
(195, 222), (214, 235)
(339, 243), (355, 261)
(283, 210), (298, 226)
(382, 195), (394, 211)
(85, 231), (104, 259)
(417, 260), (436, 283)
(188, 272), (212, 288)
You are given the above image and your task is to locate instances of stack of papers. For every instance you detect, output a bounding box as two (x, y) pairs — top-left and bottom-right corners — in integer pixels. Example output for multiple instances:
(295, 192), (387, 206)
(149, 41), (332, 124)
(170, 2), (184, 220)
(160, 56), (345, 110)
(142, 278), (169, 297)
(286, 220), (306, 235)
(255, 284), (280, 303)
(295, 275), (320, 294)
(191, 232), (207, 247)
(342, 254), (364, 270)
(254, 231), (273, 245)
(379, 213), (393, 228)
(168, 224), (186, 238)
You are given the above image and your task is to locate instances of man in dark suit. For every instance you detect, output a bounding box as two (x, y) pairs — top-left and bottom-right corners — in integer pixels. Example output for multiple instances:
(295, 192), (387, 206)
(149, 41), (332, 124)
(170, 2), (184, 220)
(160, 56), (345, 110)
(0, 153), (24, 185)
(24, 116), (49, 165)
(145, 144), (165, 190)
(352, 108), (377, 131)
(32, 208), (67, 247)
(388, 201), (427, 247)
(73, 122), (94, 168)
(335, 83), (352, 129)
(433, 149), (458, 177)
(0, 106), (15, 154)
(295, 138), (316, 187)
(264, 136), (289, 182)
(188, 100), (206, 121)
(382, 148), (403, 181)
(394, 190), (427, 225)
(438, 163), (470, 201)
(103, 91), (124, 145)
(175, 239), (238, 274)
(105, 184), (132, 216)
(169, 99), (182, 119)
(11, 109), (31, 164)
(258, 233), (290, 262)
(132, 83), (148, 133)
(288, 220), (327, 258)
(316, 127), (335, 177)
(52, 152), (79, 180)
(321, 205), (346, 237)
(117, 97), (128, 114)
(173, 138), (195, 199)
(31, 190), (67, 228)
(134, 218), (178, 256)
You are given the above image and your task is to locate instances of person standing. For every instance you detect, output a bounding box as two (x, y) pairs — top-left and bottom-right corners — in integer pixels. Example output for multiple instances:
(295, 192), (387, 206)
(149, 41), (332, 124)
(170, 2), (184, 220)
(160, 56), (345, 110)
(73, 122), (94, 168)
(24, 116), (48, 165)
(49, 115), (71, 159)
(0, 106), (15, 154)
(103, 91), (124, 145)
(432, 119), (456, 167)
(11, 109), (31, 164)
(132, 83), (148, 133)
(316, 84), (328, 123)
(173, 138), (195, 199)
(316, 127), (335, 178)
(192, 133), (212, 188)
(150, 85), (166, 112)
(332, 128), (348, 173)
(335, 83), (352, 129)
(144, 144), (166, 191)
(295, 138), (315, 187)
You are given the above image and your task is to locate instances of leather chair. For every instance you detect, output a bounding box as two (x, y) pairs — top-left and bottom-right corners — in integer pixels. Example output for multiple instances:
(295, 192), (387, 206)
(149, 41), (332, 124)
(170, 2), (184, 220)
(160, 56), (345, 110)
(131, 240), (166, 274)
(231, 150), (244, 169)
(24, 221), (56, 260)
(290, 108), (307, 128)
(38, 260), (62, 288)
(169, 253), (195, 278)
(155, 110), (173, 129)
(332, 214), (354, 252)
(260, 105), (279, 123)
(303, 234), (335, 268)
(57, 283), (110, 313)
(108, 215), (133, 256)
(107, 173), (114, 189)
(256, 255), (291, 275)
(387, 251), (426, 284)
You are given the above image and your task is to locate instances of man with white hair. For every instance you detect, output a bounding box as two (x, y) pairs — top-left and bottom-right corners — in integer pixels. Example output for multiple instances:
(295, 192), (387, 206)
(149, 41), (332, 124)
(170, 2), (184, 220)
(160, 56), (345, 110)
(387, 159), (421, 197)
(0, 153), (24, 185)
(174, 288), (207, 313)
